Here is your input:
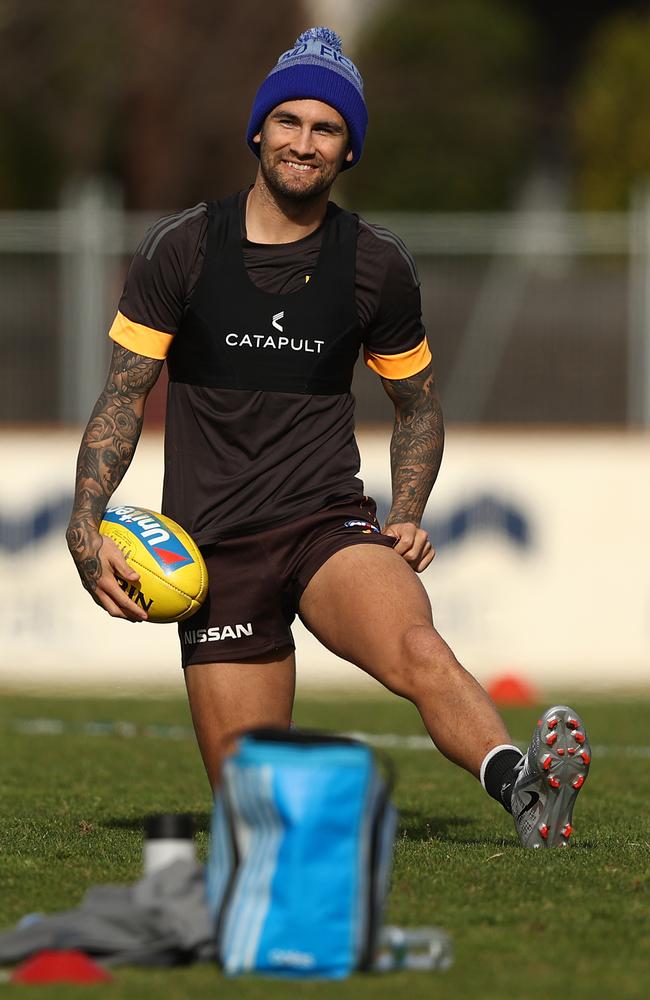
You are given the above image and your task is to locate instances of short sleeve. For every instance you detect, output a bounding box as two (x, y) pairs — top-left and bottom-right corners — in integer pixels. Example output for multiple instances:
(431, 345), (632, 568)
(357, 219), (432, 380)
(109, 203), (207, 360)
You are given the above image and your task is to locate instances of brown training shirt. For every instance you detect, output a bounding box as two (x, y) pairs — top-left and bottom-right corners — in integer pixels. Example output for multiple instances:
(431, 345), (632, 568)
(109, 192), (431, 543)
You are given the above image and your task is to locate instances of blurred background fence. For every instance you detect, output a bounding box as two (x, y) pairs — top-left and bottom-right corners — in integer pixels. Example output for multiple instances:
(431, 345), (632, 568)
(2, 0), (650, 690)
(2, 178), (650, 429)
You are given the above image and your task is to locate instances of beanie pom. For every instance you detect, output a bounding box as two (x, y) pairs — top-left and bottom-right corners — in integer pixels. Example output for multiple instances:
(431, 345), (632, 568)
(295, 27), (343, 51)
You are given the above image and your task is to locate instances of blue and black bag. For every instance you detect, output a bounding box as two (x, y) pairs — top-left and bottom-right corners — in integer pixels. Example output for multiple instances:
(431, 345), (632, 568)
(206, 728), (398, 979)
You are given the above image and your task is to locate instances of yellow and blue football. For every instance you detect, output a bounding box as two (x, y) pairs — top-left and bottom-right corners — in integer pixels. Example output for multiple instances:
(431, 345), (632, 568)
(99, 506), (207, 623)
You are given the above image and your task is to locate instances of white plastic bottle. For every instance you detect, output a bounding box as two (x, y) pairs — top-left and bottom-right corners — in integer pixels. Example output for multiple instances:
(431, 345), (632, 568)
(374, 925), (454, 972)
(143, 813), (196, 874)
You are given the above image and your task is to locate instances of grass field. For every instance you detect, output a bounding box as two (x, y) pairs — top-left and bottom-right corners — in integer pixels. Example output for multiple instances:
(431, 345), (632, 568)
(1, 689), (649, 999)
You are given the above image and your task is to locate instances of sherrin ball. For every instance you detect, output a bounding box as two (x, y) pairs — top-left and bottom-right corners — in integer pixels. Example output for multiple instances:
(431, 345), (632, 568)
(99, 506), (208, 623)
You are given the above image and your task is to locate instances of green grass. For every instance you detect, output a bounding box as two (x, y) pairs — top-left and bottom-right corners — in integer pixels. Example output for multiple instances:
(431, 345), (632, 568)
(1, 691), (649, 999)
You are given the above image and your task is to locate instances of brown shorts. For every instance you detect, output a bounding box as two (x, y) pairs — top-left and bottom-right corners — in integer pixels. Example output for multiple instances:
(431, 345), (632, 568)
(178, 496), (396, 667)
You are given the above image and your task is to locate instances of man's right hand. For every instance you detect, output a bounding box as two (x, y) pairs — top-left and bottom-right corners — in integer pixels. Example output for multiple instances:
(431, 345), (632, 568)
(66, 525), (148, 622)
(65, 345), (163, 621)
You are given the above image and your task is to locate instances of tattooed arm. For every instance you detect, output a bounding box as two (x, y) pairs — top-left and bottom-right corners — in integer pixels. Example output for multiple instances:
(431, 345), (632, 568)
(380, 361), (444, 572)
(66, 344), (163, 620)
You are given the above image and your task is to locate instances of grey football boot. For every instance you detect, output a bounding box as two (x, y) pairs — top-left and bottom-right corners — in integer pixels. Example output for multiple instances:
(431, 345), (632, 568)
(511, 705), (590, 848)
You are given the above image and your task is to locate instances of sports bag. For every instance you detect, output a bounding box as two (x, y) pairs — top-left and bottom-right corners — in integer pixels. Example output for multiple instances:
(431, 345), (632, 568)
(206, 728), (398, 979)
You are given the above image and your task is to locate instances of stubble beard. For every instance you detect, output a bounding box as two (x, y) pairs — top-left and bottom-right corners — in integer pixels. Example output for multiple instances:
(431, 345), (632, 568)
(258, 139), (343, 204)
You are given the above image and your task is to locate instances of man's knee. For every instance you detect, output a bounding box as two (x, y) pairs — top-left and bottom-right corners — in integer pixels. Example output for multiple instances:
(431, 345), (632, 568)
(385, 624), (458, 699)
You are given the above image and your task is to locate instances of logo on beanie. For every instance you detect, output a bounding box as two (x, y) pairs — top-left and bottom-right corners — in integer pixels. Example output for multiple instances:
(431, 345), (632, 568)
(278, 29), (363, 87)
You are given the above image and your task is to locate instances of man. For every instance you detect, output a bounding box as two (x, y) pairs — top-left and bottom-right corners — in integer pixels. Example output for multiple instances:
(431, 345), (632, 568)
(66, 27), (589, 847)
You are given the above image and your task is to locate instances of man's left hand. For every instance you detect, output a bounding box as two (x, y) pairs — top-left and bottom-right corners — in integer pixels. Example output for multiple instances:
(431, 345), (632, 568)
(383, 522), (435, 573)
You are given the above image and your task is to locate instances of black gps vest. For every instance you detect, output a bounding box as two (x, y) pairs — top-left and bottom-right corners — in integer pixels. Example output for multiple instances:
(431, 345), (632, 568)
(167, 193), (362, 394)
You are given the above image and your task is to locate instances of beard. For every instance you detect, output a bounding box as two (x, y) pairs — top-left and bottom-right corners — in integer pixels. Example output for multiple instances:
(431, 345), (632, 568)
(258, 136), (345, 203)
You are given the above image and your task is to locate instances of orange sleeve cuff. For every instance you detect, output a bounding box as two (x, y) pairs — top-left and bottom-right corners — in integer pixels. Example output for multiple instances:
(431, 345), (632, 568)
(108, 311), (174, 360)
(364, 336), (432, 379)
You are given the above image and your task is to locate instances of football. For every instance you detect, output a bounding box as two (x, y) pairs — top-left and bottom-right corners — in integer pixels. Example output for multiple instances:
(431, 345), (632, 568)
(99, 505), (208, 623)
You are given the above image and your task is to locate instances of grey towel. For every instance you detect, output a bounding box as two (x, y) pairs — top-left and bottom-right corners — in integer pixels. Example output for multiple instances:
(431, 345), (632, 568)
(0, 860), (217, 967)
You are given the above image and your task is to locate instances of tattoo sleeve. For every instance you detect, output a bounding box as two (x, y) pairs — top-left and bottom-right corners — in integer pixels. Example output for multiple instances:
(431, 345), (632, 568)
(66, 344), (163, 593)
(380, 362), (444, 527)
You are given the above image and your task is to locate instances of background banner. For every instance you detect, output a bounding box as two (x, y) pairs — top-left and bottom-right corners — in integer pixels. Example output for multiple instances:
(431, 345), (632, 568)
(1, 429), (647, 691)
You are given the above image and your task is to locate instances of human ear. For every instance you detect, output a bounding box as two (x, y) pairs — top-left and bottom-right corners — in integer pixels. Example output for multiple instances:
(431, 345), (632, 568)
(253, 132), (261, 145)
(345, 148), (353, 162)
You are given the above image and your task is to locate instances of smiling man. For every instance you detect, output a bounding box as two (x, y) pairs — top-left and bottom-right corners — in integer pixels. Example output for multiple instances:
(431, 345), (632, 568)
(257, 102), (350, 198)
(67, 27), (590, 848)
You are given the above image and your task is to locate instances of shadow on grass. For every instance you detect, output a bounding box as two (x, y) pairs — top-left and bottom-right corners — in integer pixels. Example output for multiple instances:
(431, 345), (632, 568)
(398, 810), (494, 843)
(102, 811), (597, 851)
(101, 813), (212, 834)
(398, 810), (597, 849)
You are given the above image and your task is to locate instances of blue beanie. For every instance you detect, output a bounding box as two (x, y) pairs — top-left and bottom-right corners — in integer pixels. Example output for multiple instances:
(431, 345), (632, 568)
(246, 27), (367, 169)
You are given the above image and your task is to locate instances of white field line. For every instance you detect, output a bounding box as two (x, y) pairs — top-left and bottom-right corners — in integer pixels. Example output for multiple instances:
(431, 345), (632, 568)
(2, 718), (650, 758)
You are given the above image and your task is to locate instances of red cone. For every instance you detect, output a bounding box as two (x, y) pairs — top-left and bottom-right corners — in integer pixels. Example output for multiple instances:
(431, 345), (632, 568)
(11, 949), (113, 984)
(487, 672), (538, 707)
